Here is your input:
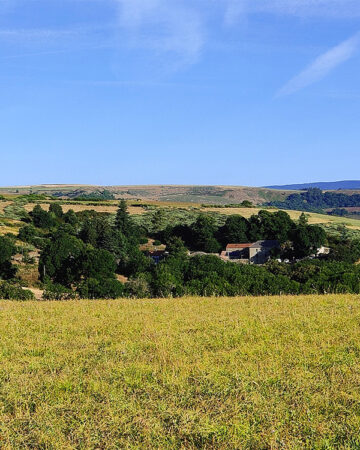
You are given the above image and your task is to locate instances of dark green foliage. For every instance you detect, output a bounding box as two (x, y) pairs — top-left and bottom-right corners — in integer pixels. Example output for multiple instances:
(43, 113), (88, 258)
(328, 208), (348, 217)
(189, 215), (221, 253)
(39, 232), (118, 288)
(165, 237), (188, 259)
(31, 205), (55, 229)
(290, 225), (326, 259)
(81, 248), (117, 280)
(39, 233), (86, 286)
(63, 209), (78, 226)
(77, 278), (124, 299)
(43, 282), (76, 300)
(269, 188), (360, 212)
(0, 236), (17, 279)
(0, 281), (34, 300)
(118, 245), (153, 277)
(135, 254), (360, 298)
(72, 190), (115, 201)
(328, 238), (360, 264)
(115, 200), (132, 235)
(18, 224), (37, 243)
(49, 203), (63, 218)
(217, 215), (248, 245)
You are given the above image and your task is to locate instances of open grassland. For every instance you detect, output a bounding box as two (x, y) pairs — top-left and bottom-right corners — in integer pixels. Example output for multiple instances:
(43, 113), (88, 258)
(0, 219), (21, 236)
(1, 295), (360, 448)
(0, 201), (14, 214)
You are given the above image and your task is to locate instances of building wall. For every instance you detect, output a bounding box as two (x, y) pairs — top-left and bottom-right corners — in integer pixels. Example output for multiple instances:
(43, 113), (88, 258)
(249, 247), (271, 264)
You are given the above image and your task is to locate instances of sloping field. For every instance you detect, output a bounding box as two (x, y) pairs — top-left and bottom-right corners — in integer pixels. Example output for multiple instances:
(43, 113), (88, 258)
(0, 219), (21, 236)
(0, 184), (293, 205)
(1, 295), (360, 448)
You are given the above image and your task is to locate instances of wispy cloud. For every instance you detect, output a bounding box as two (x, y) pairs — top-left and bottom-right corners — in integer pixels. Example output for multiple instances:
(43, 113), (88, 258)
(224, 0), (360, 21)
(0, 28), (79, 40)
(116, 0), (205, 65)
(277, 32), (360, 96)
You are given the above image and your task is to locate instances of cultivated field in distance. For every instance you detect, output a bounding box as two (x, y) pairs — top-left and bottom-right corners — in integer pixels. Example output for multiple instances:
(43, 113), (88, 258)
(1, 295), (359, 448)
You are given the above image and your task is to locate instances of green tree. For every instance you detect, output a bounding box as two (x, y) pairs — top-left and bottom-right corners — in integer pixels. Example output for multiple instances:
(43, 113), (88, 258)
(218, 215), (249, 245)
(151, 209), (166, 233)
(77, 277), (124, 299)
(115, 200), (132, 235)
(63, 209), (78, 226)
(0, 236), (17, 279)
(39, 233), (86, 286)
(49, 203), (63, 219)
(191, 215), (221, 253)
(32, 205), (55, 229)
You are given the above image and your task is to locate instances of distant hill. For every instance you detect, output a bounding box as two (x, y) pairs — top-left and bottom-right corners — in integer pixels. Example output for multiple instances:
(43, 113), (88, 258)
(265, 181), (360, 191)
(0, 184), (293, 206)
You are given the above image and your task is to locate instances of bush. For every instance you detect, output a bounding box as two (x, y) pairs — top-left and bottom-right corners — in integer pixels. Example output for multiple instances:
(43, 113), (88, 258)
(77, 278), (124, 299)
(0, 282), (35, 300)
(43, 282), (76, 301)
(0, 235), (17, 279)
(125, 276), (151, 298)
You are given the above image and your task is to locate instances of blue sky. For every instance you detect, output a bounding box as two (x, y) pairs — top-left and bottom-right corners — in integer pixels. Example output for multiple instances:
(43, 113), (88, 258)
(1, 0), (360, 187)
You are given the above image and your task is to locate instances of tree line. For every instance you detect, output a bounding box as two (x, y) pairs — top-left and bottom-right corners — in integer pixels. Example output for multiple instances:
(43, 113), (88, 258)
(1, 200), (360, 299)
(269, 188), (360, 212)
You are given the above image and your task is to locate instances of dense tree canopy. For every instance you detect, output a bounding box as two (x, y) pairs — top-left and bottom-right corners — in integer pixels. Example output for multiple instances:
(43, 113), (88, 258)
(0, 236), (17, 279)
(2, 198), (354, 301)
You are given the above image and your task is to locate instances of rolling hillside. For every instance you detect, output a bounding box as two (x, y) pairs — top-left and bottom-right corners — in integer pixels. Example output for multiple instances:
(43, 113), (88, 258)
(0, 184), (293, 205)
(266, 180), (360, 191)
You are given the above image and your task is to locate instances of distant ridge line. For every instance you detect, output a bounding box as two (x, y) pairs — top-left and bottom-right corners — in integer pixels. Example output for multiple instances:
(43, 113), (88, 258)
(264, 180), (360, 191)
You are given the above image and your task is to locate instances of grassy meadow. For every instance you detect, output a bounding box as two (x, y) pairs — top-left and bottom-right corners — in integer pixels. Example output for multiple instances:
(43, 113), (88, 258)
(1, 295), (360, 448)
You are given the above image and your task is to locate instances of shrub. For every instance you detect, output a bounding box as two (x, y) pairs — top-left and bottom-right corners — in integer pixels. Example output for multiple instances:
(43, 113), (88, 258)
(125, 276), (151, 298)
(77, 278), (124, 299)
(43, 282), (76, 301)
(0, 282), (35, 300)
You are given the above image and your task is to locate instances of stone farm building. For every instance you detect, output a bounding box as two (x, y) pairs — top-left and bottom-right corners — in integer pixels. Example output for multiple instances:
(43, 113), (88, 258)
(221, 240), (280, 265)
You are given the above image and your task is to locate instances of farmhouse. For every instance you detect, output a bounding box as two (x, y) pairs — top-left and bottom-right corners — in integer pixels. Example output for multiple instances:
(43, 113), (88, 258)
(222, 240), (280, 265)
(249, 240), (280, 264)
(223, 243), (253, 261)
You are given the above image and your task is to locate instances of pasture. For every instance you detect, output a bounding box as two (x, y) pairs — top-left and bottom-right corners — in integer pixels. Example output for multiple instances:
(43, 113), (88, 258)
(0, 295), (360, 448)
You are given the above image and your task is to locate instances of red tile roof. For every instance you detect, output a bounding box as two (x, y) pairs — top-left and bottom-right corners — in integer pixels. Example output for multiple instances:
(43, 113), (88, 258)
(226, 243), (253, 250)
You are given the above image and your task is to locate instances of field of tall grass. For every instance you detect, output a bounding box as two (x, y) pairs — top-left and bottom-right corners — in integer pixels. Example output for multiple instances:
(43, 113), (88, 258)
(1, 295), (360, 448)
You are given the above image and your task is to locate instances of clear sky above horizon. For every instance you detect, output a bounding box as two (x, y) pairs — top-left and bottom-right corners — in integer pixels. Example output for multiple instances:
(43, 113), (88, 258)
(1, 0), (360, 187)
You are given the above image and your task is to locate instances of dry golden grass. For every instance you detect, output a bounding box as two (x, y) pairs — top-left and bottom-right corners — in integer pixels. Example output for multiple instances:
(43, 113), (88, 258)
(0, 201), (13, 213)
(15, 264), (40, 287)
(0, 220), (21, 236)
(0, 295), (360, 448)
